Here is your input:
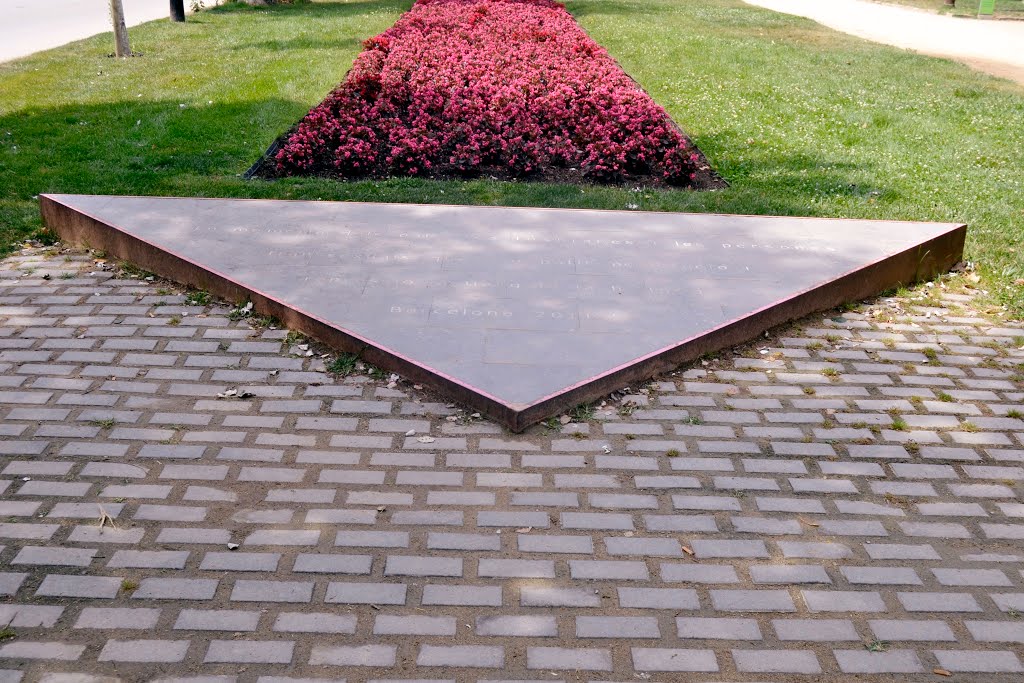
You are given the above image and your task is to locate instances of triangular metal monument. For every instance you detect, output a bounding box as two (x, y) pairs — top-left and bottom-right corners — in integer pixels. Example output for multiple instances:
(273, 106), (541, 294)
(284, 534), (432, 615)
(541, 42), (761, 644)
(41, 195), (965, 431)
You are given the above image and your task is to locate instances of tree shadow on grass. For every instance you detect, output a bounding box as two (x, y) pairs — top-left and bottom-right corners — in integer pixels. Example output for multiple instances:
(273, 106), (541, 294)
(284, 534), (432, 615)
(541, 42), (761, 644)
(228, 35), (368, 52)
(695, 147), (891, 217)
(0, 97), (311, 242)
(213, 1), (410, 55)
(209, 0), (411, 18)
(562, 0), (649, 19)
(0, 94), (888, 251)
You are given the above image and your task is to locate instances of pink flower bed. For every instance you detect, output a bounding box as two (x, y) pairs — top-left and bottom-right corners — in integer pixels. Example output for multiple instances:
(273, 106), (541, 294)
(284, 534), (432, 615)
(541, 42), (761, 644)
(271, 0), (715, 186)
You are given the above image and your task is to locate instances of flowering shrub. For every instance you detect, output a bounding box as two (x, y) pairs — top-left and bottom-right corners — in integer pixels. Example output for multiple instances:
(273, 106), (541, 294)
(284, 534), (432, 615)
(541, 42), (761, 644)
(272, 0), (714, 186)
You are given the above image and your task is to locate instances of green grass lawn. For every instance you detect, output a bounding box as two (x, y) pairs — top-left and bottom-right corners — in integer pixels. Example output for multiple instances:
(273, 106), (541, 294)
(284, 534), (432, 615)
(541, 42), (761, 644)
(1, 0), (1022, 314)
(878, 0), (1024, 18)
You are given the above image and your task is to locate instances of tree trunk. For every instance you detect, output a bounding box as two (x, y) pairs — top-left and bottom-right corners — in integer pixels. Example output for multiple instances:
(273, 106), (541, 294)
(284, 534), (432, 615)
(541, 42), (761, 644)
(109, 0), (131, 57)
(170, 0), (186, 22)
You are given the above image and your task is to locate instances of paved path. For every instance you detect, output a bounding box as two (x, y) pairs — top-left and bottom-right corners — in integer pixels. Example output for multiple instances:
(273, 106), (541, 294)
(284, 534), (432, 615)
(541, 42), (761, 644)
(0, 0), (184, 64)
(745, 0), (1024, 86)
(0, 245), (1022, 680)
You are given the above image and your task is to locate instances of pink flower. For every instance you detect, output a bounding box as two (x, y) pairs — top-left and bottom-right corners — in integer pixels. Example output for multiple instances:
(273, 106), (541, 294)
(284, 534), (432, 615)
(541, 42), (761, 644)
(274, 0), (700, 185)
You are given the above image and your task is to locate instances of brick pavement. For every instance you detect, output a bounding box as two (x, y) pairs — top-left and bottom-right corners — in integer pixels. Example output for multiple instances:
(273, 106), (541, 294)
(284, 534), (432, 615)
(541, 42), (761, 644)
(0, 245), (1022, 682)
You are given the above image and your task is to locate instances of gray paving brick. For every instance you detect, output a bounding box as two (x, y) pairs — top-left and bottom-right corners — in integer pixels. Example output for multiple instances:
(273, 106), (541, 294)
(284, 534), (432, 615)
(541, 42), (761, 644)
(731, 516), (803, 535)
(428, 490), (495, 506)
(37, 575), (121, 599)
(476, 615), (557, 637)
(522, 586), (599, 607)
(576, 615), (660, 638)
(982, 522), (1024, 538)
(157, 527), (231, 545)
(932, 567), (1011, 586)
(174, 609), (259, 631)
(671, 457), (734, 472)
(864, 543), (941, 560)
(244, 530), (320, 546)
(327, 582), (407, 605)
(0, 641), (80, 661)
(305, 509), (376, 525)
(386, 556), (462, 577)
(818, 519), (888, 536)
(554, 474), (619, 488)
(692, 539), (768, 558)
(631, 648), (718, 672)
(803, 590), (885, 612)
(869, 619), (956, 641)
(205, 640), (294, 664)
(391, 510), (463, 526)
(733, 648), (819, 673)
(517, 534), (591, 554)
(425, 532), (497, 552)
(417, 645), (503, 668)
(932, 649), (1023, 673)
(569, 560), (648, 580)
(899, 521), (971, 538)
(424, 584), (501, 606)
(834, 649), (922, 673)
(293, 554), (372, 574)
(897, 591), (982, 612)
(528, 647), (612, 671)
(964, 620), (1024, 642)
(677, 617), (760, 640)
(230, 580), (312, 602)
(605, 536), (681, 556)
(74, 607), (161, 630)
(671, 493), (737, 509)
(135, 578), (218, 600)
(374, 614), (455, 636)
(751, 565), (830, 584)
(336, 530), (409, 548)
(560, 512), (633, 530)
(272, 612), (357, 634)
(644, 513), (718, 532)
(711, 589), (795, 612)
(71, 525), (145, 544)
(107, 550), (189, 570)
(98, 639), (189, 663)
(842, 566), (921, 585)
(618, 587), (698, 609)
(13, 546), (95, 567)
(310, 644), (396, 667)
(480, 558), (554, 578)
(774, 618), (858, 641)
(478, 510), (549, 528)
(661, 563), (739, 584)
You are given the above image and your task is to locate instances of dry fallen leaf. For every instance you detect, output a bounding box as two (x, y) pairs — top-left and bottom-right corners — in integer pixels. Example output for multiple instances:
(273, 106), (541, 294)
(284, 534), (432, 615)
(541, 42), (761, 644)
(681, 546), (694, 556)
(933, 669), (952, 677)
(798, 517), (820, 527)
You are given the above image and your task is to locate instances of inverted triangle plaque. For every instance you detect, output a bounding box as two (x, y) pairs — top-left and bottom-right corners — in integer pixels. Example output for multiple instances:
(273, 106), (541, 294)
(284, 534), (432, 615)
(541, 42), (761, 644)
(41, 195), (965, 431)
